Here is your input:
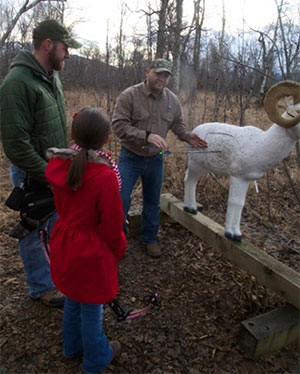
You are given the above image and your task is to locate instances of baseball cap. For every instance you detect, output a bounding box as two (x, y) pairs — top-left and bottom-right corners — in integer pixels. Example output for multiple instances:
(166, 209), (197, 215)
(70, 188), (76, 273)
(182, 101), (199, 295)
(149, 59), (173, 76)
(33, 19), (82, 49)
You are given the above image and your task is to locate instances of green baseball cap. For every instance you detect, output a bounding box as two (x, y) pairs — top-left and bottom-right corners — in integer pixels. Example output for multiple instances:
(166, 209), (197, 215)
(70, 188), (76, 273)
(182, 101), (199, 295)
(150, 59), (173, 76)
(33, 19), (82, 49)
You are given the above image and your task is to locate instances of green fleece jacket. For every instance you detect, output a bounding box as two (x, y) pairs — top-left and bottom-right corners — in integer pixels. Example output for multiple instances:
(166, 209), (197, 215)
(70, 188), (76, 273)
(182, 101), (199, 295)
(0, 51), (68, 184)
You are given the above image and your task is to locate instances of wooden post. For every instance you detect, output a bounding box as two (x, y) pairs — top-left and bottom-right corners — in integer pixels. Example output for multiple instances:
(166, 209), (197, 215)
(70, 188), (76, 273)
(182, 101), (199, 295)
(238, 304), (300, 358)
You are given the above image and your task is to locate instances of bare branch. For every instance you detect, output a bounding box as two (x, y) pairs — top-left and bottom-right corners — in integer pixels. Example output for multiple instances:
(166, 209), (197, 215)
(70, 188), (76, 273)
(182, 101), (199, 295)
(0, 0), (66, 49)
(220, 55), (278, 82)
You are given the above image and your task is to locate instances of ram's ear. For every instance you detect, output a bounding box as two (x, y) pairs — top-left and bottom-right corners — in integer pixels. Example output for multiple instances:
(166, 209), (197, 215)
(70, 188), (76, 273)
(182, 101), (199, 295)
(264, 80), (300, 128)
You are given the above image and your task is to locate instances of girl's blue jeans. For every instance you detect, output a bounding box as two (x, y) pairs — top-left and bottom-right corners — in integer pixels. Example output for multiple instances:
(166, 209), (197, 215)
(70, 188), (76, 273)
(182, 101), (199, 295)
(118, 147), (164, 244)
(10, 164), (57, 298)
(63, 296), (112, 373)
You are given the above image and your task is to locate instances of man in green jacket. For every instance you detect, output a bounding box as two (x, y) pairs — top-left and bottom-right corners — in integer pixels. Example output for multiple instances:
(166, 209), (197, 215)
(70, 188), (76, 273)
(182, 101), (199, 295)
(0, 19), (81, 307)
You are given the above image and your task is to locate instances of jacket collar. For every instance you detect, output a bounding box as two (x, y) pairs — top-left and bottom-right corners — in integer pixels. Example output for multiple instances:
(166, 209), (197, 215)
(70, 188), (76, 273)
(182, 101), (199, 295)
(46, 147), (111, 167)
(11, 51), (56, 84)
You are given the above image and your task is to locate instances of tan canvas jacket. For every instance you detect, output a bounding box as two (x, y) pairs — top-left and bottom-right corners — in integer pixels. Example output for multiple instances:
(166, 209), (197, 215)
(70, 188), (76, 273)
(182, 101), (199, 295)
(112, 81), (190, 156)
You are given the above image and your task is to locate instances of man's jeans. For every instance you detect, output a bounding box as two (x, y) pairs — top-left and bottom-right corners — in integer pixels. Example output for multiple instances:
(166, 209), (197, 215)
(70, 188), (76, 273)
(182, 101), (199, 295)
(10, 164), (56, 298)
(118, 147), (164, 244)
(63, 297), (112, 373)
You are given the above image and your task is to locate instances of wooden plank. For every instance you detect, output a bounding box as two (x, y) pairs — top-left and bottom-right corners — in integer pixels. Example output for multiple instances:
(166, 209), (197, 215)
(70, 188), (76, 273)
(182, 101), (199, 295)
(238, 304), (300, 358)
(160, 193), (300, 309)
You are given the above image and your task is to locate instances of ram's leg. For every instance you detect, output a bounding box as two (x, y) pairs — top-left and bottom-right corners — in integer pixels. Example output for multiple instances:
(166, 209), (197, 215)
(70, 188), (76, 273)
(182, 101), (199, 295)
(225, 176), (250, 241)
(183, 160), (206, 215)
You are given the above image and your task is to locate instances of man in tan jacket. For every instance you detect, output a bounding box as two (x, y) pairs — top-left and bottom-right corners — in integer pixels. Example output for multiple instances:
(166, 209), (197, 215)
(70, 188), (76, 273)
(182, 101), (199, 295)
(112, 59), (207, 257)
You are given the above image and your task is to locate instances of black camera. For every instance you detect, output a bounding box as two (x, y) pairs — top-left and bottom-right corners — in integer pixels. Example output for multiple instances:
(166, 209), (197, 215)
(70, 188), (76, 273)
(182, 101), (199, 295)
(5, 186), (25, 211)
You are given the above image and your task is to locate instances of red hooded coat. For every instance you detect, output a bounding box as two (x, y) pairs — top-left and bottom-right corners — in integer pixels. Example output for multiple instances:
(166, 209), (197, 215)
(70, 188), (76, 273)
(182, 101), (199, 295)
(45, 148), (127, 304)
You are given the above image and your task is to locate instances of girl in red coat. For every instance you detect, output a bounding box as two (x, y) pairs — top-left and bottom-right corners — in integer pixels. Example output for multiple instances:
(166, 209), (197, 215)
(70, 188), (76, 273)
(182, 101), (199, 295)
(45, 107), (127, 374)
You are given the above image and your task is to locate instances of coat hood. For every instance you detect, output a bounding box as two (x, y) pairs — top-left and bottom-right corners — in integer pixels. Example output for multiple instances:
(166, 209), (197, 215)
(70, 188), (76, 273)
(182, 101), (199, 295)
(10, 51), (53, 82)
(46, 147), (111, 190)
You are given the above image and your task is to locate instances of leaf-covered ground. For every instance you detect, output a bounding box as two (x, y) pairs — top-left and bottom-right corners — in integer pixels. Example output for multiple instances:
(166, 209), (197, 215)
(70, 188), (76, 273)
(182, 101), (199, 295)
(0, 217), (299, 374)
(1, 118), (299, 373)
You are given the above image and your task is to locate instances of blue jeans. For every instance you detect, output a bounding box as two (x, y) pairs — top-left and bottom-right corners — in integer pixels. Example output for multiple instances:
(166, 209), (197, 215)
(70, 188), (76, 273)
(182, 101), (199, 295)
(118, 147), (164, 244)
(10, 164), (57, 298)
(63, 297), (112, 373)
(9, 164), (26, 187)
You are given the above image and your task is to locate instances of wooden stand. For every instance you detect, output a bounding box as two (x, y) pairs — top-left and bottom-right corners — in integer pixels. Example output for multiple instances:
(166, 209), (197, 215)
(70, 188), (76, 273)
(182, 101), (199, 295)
(159, 193), (300, 356)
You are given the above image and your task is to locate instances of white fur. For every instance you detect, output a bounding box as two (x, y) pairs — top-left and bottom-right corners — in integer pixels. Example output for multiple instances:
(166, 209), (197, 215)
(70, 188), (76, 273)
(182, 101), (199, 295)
(184, 101), (300, 241)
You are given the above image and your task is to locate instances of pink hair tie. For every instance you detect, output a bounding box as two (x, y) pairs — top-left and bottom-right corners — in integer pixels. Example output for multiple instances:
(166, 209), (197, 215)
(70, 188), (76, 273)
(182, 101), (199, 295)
(72, 112), (78, 119)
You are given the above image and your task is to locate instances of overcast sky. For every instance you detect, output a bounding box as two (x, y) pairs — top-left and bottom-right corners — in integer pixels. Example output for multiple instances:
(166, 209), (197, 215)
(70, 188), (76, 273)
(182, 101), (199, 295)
(65, 0), (299, 50)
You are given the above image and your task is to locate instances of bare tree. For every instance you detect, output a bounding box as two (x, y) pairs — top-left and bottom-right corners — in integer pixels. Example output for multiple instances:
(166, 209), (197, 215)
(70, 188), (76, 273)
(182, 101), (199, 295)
(31, 0), (66, 24)
(156, 0), (169, 58)
(0, 0), (66, 49)
(249, 0), (299, 103)
(192, 0), (205, 81)
(273, 0), (300, 167)
(0, 0), (68, 80)
(105, 20), (112, 115)
(137, 3), (155, 61)
(172, 0), (183, 94)
(212, 0), (226, 121)
(145, 1), (154, 61)
(274, 0), (300, 79)
(256, 26), (278, 104)
(183, 0), (205, 127)
(115, 3), (127, 90)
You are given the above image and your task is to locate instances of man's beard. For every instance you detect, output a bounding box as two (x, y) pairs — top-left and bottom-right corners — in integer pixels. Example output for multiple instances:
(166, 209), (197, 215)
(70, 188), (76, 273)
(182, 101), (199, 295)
(48, 47), (65, 71)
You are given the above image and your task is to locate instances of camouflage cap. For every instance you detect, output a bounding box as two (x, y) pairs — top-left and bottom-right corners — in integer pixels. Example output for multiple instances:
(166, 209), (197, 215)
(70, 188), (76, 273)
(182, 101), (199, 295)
(149, 59), (172, 76)
(33, 19), (82, 49)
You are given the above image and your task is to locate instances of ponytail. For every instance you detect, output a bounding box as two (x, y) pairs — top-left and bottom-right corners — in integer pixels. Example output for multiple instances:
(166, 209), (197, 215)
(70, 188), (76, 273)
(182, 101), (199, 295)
(67, 148), (88, 190)
(67, 107), (111, 190)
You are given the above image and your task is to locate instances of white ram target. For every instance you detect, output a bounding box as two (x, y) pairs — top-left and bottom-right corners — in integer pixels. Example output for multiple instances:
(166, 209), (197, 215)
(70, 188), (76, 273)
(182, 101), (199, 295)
(183, 80), (300, 242)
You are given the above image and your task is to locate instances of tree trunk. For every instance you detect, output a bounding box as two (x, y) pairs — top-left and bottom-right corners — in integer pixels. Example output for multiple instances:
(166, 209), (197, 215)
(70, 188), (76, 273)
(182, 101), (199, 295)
(156, 0), (169, 58)
(172, 0), (183, 94)
(192, 0), (205, 85)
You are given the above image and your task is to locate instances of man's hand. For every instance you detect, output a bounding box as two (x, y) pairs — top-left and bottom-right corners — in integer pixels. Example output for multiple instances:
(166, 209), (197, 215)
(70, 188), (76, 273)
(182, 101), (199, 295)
(188, 133), (208, 149)
(147, 134), (168, 151)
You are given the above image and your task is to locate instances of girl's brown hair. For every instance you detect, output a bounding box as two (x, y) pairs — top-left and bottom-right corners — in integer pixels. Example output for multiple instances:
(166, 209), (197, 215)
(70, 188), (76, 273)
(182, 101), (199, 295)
(67, 107), (111, 190)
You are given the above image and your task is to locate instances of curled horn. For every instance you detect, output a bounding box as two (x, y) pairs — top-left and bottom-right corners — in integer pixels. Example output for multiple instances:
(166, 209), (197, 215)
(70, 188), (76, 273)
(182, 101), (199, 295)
(264, 80), (300, 128)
